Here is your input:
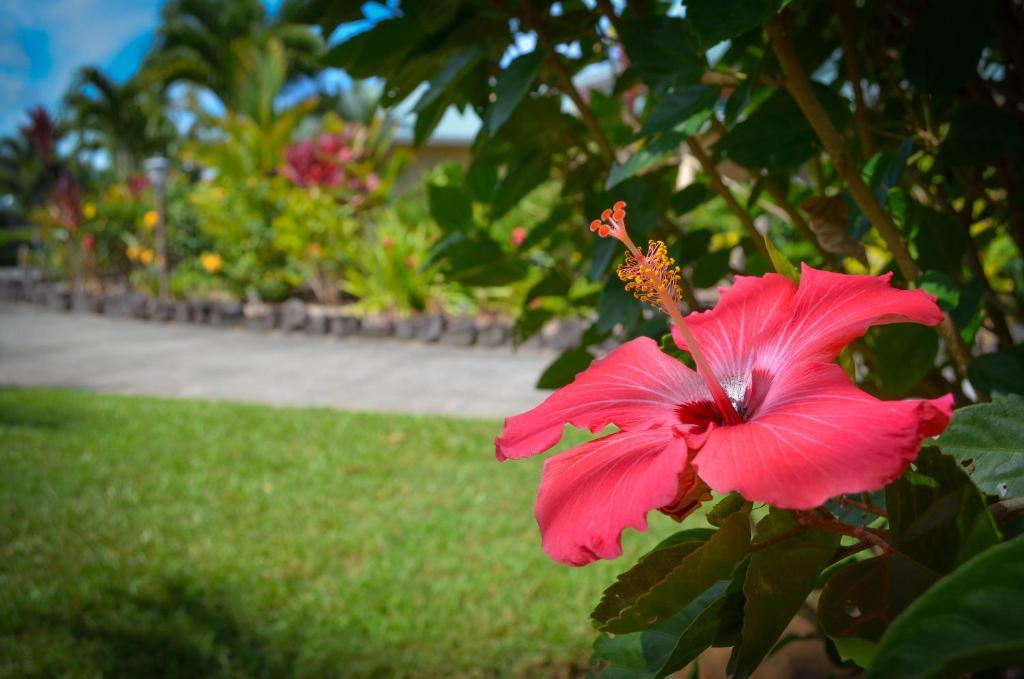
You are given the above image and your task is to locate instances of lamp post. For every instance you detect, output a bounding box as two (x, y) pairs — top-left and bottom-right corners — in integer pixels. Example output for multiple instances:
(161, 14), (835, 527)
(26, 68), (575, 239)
(143, 156), (171, 301)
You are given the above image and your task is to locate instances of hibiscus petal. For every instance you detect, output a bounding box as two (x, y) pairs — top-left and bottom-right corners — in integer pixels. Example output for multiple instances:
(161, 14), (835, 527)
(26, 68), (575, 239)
(495, 337), (707, 461)
(756, 264), (944, 372)
(692, 362), (954, 509)
(672, 273), (797, 378)
(536, 429), (686, 566)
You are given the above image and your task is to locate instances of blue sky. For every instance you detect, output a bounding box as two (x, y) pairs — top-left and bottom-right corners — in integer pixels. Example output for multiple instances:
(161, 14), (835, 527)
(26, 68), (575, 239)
(1, 0), (163, 135)
(0, 0), (401, 137)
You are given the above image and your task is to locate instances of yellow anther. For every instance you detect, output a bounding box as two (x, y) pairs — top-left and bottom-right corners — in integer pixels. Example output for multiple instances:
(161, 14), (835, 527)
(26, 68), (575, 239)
(616, 240), (682, 314)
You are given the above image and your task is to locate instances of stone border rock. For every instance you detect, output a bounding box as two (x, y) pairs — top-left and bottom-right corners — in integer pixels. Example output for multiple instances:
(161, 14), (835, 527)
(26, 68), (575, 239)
(3, 280), (596, 352)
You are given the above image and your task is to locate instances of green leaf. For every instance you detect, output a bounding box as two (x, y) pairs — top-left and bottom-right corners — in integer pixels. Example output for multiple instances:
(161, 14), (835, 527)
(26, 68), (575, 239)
(865, 323), (938, 397)
(593, 507), (750, 634)
(901, 0), (999, 97)
(671, 183), (710, 217)
(536, 348), (593, 389)
(706, 493), (746, 527)
(672, 228), (712, 265)
(607, 117), (707, 189)
(732, 510), (840, 678)
(596, 279), (642, 334)
(650, 528), (717, 552)
(617, 18), (705, 91)
(588, 579), (739, 679)
(692, 249), (732, 288)
(818, 554), (938, 642)
(912, 206), (965, 275)
(762, 235), (800, 282)
(832, 637), (877, 669)
(969, 352), (1024, 398)
(937, 395), (1024, 498)
(866, 537), (1024, 678)
(413, 45), (485, 113)
(687, 0), (789, 47)
(915, 271), (960, 312)
(643, 580), (740, 679)
(940, 105), (1024, 166)
(492, 152), (550, 219)
(525, 270), (572, 305)
(487, 49), (547, 135)
(640, 86), (718, 137)
(886, 448), (1001, 574)
(427, 184), (472, 232)
(715, 87), (849, 170)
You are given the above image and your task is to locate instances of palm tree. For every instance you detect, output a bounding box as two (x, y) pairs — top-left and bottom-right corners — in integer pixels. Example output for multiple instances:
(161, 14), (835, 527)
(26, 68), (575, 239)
(62, 67), (174, 180)
(145, 0), (322, 110)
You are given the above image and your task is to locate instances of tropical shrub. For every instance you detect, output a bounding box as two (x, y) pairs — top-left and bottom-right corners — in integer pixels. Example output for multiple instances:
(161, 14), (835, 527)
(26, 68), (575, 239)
(312, 1), (1024, 675)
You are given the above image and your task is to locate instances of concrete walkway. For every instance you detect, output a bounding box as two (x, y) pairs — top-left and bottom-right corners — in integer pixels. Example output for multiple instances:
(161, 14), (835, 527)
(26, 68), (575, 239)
(0, 303), (553, 419)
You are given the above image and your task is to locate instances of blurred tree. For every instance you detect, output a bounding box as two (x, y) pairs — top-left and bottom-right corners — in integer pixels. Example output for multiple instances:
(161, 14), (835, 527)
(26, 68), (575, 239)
(62, 67), (175, 180)
(145, 0), (323, 110)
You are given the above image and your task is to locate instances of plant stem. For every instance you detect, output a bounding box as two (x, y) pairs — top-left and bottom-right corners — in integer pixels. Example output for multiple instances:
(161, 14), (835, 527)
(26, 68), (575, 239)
(834, 0), (875, 159)
(520, 2), (615, 164)
(765, 11), (973, 381)
(750, 525), (808, 551)
(762, 179), (839, 267)
(684, 136), (772, 261)
(835, 496), (888, 518)
(795, 511), (894, 553)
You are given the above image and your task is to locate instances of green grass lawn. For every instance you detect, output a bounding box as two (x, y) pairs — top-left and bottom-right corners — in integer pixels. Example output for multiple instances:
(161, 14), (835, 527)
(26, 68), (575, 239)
(0, 388), (686, 678)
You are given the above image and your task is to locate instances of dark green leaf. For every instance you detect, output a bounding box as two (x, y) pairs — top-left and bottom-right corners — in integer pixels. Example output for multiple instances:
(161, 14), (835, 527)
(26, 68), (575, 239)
(427, 184), (472, 232)
(413, 94), (449, 146)
(487, 49), (548, 135)
(593, 508), (750, 634)
(492, 152), (550, 219)
(916, 271), (960, 312)
(588, 580), (738, 679)
(707, 493), (746, 527)
(969, 352), (1024, 398)
(525, 270), (572, 304)
(692, 249), (732, 288)
(762, 235), (800, 282)
(866, 537), (1024, 678)
(595, 279), (642, 334)
(886, 448), (1001, 574)
(819, 554), (938, 642)
(733, 511), (840, 678)
(672, 228), (712, 265)
(617, 18), (705, 91)
(687, 0), (788, 47)
(952, 279), (984, 344)
(640, 86), (718, 137)
(650, 528), (717, 552)
(607, 117), (707, 189)
(901, 0), (999, 96)
(671, 183), (710, 217)
(940, 105), (1024, 166)
(413, 45), (485, 113)
(913, 206), (964, 274)
(865, 323), (938, 397)
(937, 395), (1024, 498)
(715, 87), (850, 170)
(536, 347), (593, 389)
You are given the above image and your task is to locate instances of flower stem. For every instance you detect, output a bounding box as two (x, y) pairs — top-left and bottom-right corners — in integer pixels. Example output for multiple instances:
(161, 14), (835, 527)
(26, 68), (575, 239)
(795, 511), (894, 553)
(835, 496), (888, 518)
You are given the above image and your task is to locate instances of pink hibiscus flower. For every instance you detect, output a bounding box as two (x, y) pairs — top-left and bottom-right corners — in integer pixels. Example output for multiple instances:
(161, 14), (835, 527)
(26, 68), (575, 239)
(496, 203), (953, 566)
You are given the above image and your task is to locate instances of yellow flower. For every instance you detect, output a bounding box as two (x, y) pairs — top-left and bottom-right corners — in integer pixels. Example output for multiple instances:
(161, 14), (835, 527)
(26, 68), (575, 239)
(82, 202), (97, 219)
(211, 187), (226, 200)
(139, 248), (155, 265)
(143, 210), (159, 229)
(200, 252), (223, 273)
(126, 245), (140, 261)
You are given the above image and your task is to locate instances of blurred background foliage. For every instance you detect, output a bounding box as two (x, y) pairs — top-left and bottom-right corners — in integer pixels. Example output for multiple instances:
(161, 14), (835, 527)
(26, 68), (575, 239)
(1, 0), (1022, 400)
